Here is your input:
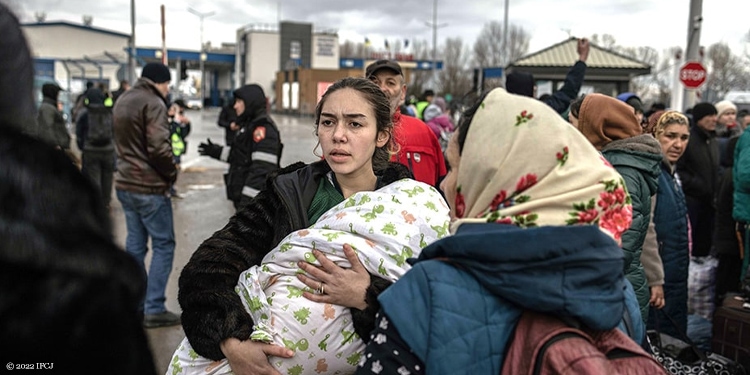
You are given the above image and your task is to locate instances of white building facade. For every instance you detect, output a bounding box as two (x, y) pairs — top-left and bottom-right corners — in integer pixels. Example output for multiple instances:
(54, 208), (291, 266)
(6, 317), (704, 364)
(235, 21), (339, 103)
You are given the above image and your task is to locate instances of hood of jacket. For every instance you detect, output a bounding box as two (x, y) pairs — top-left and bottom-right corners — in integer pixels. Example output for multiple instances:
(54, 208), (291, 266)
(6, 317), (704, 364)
(0, 6), (36, 134)
(233, 84), (267, 124)
(578, 93), (642, 150)
(505, 71), (535, 97)
(602, 134), (662, 194)
(423, 103), (442, 122)
(411, 223), (627, 330)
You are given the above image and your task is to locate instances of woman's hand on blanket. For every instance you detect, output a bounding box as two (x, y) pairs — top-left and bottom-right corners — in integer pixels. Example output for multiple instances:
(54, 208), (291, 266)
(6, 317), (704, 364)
(297, 244), (369, 310)
(220, 338), (294, 375)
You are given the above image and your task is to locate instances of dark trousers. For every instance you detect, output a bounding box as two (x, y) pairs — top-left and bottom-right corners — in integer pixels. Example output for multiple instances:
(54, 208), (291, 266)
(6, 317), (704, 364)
(82, 149), (115, 207)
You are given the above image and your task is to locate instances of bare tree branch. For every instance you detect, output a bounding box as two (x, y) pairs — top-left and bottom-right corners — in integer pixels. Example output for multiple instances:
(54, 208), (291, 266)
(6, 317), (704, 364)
(438, 37), (472, 98)
(472, 21), (530, 68)
(705, 42), (750, 99)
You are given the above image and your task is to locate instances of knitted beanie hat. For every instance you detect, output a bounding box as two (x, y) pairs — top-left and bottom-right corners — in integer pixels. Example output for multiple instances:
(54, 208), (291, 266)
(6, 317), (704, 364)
(714, 100), (737, 117)
(692, 102), (718, 123)
(141, 63), (171, 83)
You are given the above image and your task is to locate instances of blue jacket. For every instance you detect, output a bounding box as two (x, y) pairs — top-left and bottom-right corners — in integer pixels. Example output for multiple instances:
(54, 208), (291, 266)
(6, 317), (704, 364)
(648, 161), (690, 337)
(379, 224), (644, 375)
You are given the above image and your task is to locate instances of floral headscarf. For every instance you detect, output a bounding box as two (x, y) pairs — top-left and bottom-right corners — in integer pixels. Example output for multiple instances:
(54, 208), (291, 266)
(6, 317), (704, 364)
(453, 88), (633, 243)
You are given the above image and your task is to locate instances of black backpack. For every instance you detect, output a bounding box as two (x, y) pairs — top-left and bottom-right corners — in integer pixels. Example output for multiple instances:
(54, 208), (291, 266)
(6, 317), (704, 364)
(86, 104), (114, 146)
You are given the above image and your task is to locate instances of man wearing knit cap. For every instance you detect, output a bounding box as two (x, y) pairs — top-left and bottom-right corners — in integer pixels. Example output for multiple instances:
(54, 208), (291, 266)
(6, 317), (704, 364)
(36, 83), (70, 150)
(677, 102), (719, 258)
(113, 62), (180, 328)
(714, 100), (738, 138)
(568, 93), (662, 324)
(617, 92), (645, 126)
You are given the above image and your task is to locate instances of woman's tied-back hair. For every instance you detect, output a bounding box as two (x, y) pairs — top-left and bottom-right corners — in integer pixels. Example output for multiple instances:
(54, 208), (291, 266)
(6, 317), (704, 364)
(314, 77), (395, 172)
(652, 110), (689, 138)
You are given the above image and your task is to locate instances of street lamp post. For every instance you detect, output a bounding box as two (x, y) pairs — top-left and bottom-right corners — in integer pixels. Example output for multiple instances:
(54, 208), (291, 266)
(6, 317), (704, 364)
(188, 7), (214, 114)
(425, 0), (447, 90)
(128, 0), (136, 84)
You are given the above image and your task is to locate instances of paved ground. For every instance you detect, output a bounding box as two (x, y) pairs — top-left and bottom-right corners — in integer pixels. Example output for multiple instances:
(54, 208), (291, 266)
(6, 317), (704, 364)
(106, 108), (319, 374)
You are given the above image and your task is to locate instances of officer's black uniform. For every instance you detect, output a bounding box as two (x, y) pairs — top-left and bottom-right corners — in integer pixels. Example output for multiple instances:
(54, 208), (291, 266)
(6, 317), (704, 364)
(200, 84), (282, 209)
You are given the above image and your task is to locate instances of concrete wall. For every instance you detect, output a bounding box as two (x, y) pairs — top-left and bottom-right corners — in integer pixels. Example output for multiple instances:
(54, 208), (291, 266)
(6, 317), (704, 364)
(243, 31), (280, 102)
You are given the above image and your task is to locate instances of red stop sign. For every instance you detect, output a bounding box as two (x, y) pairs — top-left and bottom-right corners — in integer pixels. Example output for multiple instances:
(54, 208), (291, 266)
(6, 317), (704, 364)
(679, 61), (707, 89)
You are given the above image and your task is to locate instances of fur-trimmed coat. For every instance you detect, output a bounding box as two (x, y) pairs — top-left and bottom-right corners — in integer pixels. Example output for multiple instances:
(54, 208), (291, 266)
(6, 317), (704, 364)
(178, 160), (413, 360)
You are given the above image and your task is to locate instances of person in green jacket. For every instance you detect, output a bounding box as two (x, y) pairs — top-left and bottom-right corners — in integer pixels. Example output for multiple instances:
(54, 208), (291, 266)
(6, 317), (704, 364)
(569, 93), (663, 323)
(733, 127), (750, 297)
(415, 89), (434, 120)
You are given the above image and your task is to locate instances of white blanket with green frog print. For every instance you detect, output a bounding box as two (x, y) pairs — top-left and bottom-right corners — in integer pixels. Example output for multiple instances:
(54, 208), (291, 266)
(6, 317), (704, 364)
(167, 179), (450, 375)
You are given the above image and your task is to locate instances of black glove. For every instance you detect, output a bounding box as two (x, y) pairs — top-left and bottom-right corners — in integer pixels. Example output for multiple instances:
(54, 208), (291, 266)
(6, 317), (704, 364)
(198, 138), (223, 160)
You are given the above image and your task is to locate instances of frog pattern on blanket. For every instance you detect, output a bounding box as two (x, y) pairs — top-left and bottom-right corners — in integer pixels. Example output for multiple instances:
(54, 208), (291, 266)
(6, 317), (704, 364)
(168, 179), (450, 375)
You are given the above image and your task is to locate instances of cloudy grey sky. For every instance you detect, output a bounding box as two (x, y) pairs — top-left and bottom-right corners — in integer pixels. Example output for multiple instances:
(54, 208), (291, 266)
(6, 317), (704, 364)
(7, 0), (750, 56)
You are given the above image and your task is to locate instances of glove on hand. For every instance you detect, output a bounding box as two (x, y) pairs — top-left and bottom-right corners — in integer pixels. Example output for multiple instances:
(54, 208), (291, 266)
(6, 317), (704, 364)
(198, 138), (223, 160)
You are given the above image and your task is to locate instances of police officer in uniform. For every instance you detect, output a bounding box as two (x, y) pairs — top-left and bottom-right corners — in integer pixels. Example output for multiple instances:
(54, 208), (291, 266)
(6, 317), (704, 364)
(198, 84), (282, 209)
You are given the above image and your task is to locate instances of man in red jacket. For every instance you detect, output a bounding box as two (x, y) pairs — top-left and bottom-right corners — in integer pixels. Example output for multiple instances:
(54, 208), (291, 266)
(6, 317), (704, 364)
(365, 60), (447, 189)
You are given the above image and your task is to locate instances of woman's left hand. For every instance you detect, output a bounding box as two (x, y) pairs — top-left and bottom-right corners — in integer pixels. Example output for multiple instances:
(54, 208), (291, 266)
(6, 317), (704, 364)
(297, 244), (369, 310)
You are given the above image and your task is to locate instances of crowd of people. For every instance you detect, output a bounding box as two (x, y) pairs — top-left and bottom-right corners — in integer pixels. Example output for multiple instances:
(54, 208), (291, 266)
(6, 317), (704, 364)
(2, 0), (750, 372)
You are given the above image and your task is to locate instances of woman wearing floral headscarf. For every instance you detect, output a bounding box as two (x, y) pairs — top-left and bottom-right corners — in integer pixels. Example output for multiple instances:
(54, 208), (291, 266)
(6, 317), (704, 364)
(356, 88), (648, 374)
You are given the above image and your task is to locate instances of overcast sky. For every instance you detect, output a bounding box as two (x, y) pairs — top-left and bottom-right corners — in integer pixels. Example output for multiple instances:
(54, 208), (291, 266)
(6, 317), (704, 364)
(7, 0), (750, 58)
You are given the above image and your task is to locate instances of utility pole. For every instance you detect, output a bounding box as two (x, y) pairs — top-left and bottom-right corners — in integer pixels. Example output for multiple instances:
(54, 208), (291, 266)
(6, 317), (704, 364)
(502, 0), (509, 65)
(277, 0), (281, 24)
(425, 0), (447, 90)
(188, 7), (214, 114)
(160, 5), (167, 65)
(128, 0), (135, 84)
(682, 0), (703, 110)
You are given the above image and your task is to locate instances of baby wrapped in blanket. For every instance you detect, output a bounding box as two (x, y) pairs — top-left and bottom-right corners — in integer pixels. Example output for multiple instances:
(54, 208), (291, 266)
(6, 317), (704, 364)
(168, 179), (450, 375)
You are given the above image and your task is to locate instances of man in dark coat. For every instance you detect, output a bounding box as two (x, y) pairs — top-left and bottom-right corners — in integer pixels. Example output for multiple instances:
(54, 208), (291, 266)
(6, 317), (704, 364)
(76, 87), (116, 208)
(37, 83), (70, 150)
(677, 102), (720, 257)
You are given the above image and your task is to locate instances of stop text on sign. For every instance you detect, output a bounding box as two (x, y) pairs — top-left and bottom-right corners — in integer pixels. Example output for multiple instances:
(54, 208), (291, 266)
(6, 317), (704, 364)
(680, 69), (705, 81)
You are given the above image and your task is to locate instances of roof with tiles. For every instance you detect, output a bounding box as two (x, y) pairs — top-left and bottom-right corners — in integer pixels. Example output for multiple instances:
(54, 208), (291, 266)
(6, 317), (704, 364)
(509, 37), (650, 70)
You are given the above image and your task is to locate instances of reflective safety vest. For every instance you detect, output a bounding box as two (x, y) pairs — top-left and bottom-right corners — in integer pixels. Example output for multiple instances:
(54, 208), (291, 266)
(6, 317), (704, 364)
(171, 130), (185, 156)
